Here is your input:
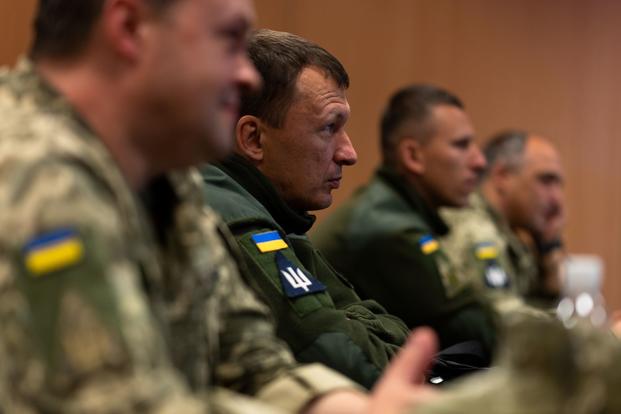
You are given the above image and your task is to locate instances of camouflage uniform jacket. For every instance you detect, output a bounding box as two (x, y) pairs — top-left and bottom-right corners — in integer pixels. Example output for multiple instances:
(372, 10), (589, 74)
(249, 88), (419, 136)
(440, 191), (541, 313)
(418, 315), (621, 414)
(0, 61), (355, 413)
(201, 157), (410, 389)
(312, 166), (497, 354)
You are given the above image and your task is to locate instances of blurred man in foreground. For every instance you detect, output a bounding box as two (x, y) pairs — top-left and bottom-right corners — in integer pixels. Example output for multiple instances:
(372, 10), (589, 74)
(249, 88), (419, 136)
(0, 1), (434, 412)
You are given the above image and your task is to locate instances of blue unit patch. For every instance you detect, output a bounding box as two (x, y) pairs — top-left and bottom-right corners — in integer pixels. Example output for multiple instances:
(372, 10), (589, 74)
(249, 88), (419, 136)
(484, 261), (510, 289)
(275, 251), (327, 299)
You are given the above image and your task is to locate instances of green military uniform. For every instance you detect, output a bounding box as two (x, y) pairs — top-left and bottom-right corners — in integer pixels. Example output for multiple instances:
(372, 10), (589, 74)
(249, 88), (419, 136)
(440, 191), (554, 313)
(418, 315), (621, 414)
(201, 157), (410, 389)
(313, 166), (497, 354)
(0, 61), (356, 413)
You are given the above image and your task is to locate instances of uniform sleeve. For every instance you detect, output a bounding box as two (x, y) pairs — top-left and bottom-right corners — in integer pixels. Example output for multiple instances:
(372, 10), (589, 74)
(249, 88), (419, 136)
(346, 231), (497, 353)
(0, 161), (274, 413)
(220, 224), (404, 390)
(193, 214), (361, 411)
(303, 239), (411, 347)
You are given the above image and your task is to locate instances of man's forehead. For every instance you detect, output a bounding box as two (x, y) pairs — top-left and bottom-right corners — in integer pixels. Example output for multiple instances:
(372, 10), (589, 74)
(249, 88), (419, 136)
(525, 137), (562, 166)
(203, 0), (255, 26)
(429, 104), (473, 137)
(293, 67), (348, 113)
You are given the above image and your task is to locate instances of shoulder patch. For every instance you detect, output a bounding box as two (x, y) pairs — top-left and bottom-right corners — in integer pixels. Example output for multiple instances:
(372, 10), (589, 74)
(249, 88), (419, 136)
(484, 262), (510, 289)
(419, 234), (439, 255)
(275, 251), (326, 298)
(251, 230), (288, 253)
(23, 228), (84, 277)
(475, 242), (498, 260)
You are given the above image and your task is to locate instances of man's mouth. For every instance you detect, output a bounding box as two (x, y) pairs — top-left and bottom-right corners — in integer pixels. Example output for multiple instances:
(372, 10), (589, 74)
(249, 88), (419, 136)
(220, 92), (239, 114)
(327, 177), (342, 189)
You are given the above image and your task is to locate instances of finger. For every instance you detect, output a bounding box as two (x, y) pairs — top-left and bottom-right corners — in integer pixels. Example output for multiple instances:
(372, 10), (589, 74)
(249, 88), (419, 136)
(383, 327), (438, 383)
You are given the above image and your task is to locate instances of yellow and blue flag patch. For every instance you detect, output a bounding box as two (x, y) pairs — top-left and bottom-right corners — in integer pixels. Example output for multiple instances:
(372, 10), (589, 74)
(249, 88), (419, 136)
(252, 230), (288, 253)
(475, 242), (498, 260)
(419, 234), (439, 255)
(23, 228), (84, 277)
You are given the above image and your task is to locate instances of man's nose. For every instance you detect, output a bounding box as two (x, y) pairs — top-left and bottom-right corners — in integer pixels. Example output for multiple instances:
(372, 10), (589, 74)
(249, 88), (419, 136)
(335, 131), (357, 166)
(470, 144), (487, 173)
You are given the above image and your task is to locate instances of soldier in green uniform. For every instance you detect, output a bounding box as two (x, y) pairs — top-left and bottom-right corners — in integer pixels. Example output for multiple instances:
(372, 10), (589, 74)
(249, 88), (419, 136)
(0, 1), (424, 412)
(440, 130), (565, 312)
(313, 85), (497, 355)
(202, 29), (411, 389)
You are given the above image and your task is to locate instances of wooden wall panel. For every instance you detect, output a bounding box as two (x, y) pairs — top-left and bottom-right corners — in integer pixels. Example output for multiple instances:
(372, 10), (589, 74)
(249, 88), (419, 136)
(0, 0), (35, 65)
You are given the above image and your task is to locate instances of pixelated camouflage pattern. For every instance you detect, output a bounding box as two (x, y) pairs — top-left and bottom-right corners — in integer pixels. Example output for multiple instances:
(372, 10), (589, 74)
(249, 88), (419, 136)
(441, 192), (541, 315)
(418, 314), (621, 414)
(0, 60), (355, 413)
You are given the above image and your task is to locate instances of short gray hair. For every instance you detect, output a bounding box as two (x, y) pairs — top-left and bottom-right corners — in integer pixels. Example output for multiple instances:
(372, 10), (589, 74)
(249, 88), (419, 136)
(482, 129), (528, 176)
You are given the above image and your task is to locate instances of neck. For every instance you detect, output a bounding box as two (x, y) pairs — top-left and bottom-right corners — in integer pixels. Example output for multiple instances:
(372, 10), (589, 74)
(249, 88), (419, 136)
(396, 165), (439, 211)
(36, 58), (152, 190)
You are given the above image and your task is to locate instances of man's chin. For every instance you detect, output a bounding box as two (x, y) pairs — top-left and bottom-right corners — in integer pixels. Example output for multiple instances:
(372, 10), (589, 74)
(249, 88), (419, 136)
(302, 195), (333, 212)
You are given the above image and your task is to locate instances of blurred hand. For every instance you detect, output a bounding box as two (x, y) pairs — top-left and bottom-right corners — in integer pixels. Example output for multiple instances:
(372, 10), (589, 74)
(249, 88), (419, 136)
(368, 327), (439, 414)
(305, 328), (439, 414)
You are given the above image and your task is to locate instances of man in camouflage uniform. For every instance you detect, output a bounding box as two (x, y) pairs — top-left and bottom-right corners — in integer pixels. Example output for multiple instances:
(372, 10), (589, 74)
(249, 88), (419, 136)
(0, 0), (434, 412)
(202, 29), (410, 389)
(440, 130), (565, 312)
(313, 85), (497, 356)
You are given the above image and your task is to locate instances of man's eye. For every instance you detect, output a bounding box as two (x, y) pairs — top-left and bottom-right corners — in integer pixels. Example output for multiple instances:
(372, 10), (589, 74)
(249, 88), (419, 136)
(224, 34), (245, 52)
(217, 23), (249, 53)
(453, 139), (470, 149)
(539, 174), (562, 186)
(322, 123), (337, 134)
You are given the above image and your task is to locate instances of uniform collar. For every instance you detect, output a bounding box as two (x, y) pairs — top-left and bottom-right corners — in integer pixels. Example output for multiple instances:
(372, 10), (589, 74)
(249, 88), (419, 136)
(376, 165), (449, 236)
(216, 154), (316, 235)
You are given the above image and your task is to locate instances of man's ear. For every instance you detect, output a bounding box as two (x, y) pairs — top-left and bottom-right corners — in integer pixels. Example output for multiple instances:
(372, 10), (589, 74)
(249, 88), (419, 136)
(100, 0), (150, 62)
(236, 115), (264, 162)
(398, 137), (425, 175)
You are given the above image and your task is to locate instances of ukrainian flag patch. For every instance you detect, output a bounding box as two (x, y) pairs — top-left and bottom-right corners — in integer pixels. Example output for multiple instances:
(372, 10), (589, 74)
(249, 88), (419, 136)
(23, 228), (84, 277)
(251, 230), (288, 253)
(419, 234), (439, 255)
(475, 242), (498, 260)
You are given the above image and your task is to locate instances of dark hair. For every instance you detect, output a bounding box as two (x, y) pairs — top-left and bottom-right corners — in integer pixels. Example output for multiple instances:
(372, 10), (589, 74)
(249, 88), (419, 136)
(482, 129), (528, 176)
(240, 29), (349, 128)
(380, 84), (463, 165)
(30, 0), (175, 59)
